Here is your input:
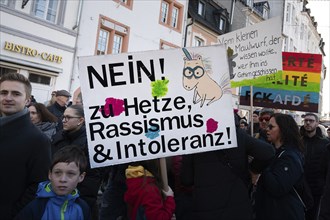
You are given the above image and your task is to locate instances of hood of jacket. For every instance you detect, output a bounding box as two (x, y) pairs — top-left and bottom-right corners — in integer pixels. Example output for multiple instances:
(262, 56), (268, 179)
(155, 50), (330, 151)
(125, 165), (153, 179)
(300, 125), (324, 139)
(35, 181), (85, 220)
(124, 165), (157, 205)
(36, 181), (79, 204)
(36, 122), (57, 131)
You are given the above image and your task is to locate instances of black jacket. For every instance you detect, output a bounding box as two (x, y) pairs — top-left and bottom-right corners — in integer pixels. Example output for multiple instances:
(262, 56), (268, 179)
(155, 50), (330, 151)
(14, 196), (91, 220)
(319, 143), (330, 220)
(47, 101), (66, 130)
(300, 126), (330, 196)
(181, 128), (275, 220)
(255, 146), (305, 220)
(0, 110), (51, 220)
(51, 126), (102, 209)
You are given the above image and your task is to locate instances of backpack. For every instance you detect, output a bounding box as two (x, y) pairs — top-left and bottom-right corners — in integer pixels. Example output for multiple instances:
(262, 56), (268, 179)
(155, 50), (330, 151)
(278, 150), (314, 211)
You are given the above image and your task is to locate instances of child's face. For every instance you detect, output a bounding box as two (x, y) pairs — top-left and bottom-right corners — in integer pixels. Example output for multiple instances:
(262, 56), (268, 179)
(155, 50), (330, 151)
(49, 162), (85, 196)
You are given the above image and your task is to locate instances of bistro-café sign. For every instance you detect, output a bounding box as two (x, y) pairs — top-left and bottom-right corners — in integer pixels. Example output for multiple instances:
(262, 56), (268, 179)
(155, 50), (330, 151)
(3, 41), (62, 64)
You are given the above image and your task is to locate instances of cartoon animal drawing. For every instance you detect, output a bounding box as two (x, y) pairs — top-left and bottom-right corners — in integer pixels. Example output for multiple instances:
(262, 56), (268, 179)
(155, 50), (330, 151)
(182, 48), (223, 107)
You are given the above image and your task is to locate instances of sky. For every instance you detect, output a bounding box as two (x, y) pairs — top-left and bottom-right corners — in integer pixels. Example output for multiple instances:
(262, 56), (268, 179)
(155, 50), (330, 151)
(308, 0), (330, 117)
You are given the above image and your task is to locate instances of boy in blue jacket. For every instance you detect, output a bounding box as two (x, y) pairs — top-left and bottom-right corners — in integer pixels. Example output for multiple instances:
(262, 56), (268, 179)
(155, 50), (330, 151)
(15, 145), (91, 220)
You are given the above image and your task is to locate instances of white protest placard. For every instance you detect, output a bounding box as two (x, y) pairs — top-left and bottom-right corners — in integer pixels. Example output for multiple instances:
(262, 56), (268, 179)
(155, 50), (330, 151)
(78, 45), (237, 168)
(218, 17), (282, 87)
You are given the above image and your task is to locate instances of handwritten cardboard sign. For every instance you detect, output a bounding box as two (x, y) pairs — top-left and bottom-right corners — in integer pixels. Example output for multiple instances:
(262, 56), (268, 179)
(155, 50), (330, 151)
(78, 45), (237, 168)
(218, 17), (282, 87)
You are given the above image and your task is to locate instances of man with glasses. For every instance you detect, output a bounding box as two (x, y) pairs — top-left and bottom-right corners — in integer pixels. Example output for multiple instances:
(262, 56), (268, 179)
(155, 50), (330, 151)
(300, 113), (330, 220)
(254, 108), (274, 143)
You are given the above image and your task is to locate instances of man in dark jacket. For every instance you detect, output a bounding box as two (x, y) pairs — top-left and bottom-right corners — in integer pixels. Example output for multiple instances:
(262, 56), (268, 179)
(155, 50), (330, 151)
(0, 73), (51, 220)
(300, 113), (330, 220)
(181, 112), (275, 220)
(319, 143), (330, 220)
(47, 89), (71, 130)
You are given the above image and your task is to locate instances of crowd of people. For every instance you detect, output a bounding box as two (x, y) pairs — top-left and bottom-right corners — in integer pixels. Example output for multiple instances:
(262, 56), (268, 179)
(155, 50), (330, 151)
(1, 72), (330, 220)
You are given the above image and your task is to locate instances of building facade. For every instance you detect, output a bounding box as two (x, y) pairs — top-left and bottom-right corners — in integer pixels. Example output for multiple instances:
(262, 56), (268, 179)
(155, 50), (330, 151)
(217, 0), (325, 119)
(70, 0), (188, 103)
(1, 0), (325, 116)
(0, 0), (81, 103)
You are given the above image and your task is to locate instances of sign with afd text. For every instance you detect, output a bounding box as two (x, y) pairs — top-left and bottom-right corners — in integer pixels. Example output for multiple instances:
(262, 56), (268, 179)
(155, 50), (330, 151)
(240, 52), (322, 112)
(218, 17), (282, 87)
(78, 45), (237, 168)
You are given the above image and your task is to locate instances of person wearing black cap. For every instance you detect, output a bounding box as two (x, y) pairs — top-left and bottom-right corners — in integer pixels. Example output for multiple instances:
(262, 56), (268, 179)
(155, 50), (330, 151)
(47, 89), (71, 131)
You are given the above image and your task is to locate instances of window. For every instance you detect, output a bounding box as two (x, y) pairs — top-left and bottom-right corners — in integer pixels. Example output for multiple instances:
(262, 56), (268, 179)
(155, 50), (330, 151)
(33, 0), (60, 23)
(161, 1), (169, 23)
(300, 24), (305, 40)
(246, 0), (253, 7)
(263, 6), (269, 19)
(97, 29), (109, 55)
(198, 1), (205, 16)
(160, 39), (179, 49)
(291, 6), (295, 23)
(159, 0), (184, 32)
(285, 3), (291, 23)
(0, 0), (9, 6)
(112, 34), (123, 54)
(96, 16), (129, 55)
(113, 0), (133, 10)
(283, 37), (288, 51)
(0, 66), (17, 78)
(171, 6), (179, 28)
(219, 17), (225, 31)
(194, 37), (204, 47)
(29, 73), (51, 85)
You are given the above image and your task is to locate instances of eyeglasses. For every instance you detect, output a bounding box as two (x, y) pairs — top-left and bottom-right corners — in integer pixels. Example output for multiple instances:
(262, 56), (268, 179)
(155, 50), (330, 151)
(267, 124), (276, 130)
(183, 66), (205, 79)
(304, 119), (315, 123)
(61, 115), (81, 122)
(259, 115), (271, 122)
